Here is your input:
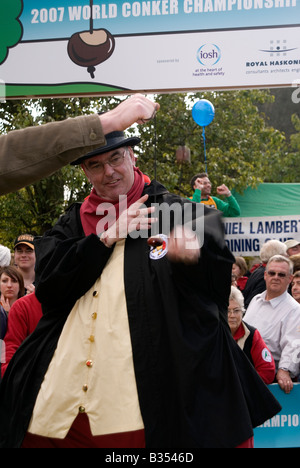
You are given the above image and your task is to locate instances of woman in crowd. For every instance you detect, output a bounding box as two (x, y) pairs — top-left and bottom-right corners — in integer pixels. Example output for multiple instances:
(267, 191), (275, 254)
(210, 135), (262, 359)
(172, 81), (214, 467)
(0, 266), (25, 314)
(232, 256), (249, 292)
(1, 293), (42, 377)
(228, 286), (275, 384)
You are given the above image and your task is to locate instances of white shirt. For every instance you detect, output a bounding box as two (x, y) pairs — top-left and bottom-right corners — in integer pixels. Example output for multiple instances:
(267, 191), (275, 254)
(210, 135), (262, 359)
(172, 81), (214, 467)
(244, 290), (300, 377)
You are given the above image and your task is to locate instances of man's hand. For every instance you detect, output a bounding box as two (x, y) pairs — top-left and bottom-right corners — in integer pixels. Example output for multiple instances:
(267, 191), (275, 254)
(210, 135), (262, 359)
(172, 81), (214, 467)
(0, 295), (10, 312)
(26, 283), (35, 295)
(276, 368), (294, 393)
(216, 184), (231, 197)
(99, 195), (157, 247)
(167, 226), (200, 264)
(100, 94), (160, 134)
(194, 178), (204, 191)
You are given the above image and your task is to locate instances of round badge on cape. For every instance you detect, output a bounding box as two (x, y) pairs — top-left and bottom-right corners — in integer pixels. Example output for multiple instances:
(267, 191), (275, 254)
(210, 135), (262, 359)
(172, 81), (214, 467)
(149, 234), (168, 260)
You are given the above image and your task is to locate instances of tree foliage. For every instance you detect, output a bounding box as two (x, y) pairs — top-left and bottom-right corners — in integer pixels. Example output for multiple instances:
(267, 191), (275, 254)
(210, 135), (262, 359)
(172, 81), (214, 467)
(0, 89), (298, 247)
(137, 90), (287, 196)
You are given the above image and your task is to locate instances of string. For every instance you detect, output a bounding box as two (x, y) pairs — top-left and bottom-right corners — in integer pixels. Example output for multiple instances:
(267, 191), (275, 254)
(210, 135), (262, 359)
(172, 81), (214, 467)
(153, 113), (157, 204)
(90, 0), (93, 34)
(87, 0), (96, 78)
(202, 126), (208, 174)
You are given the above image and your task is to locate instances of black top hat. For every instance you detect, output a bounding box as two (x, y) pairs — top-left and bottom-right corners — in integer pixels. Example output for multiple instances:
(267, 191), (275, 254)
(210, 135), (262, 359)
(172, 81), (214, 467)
(71, 131), (141, 165)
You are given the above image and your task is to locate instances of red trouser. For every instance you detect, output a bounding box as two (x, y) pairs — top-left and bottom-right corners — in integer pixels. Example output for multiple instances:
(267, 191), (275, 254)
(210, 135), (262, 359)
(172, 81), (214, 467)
(21, 413), (145, 448)
(21, 413), (253, 448)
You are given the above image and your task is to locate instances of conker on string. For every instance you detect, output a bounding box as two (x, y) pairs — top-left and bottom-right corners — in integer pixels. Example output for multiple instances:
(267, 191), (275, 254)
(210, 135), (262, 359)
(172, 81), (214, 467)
(147, 236), (164, 247)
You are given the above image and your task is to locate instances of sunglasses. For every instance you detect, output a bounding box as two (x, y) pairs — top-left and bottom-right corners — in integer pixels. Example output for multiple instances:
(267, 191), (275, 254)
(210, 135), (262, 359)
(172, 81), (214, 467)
(266, 271), (288, 278)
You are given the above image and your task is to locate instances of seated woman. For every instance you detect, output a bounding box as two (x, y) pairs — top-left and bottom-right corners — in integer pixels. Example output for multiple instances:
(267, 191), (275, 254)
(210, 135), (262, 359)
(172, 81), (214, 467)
(228, 286), (275, 385)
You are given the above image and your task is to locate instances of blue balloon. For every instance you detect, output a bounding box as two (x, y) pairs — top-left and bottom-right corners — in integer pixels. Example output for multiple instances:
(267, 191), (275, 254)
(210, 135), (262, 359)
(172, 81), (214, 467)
(192, 99), (215, 127)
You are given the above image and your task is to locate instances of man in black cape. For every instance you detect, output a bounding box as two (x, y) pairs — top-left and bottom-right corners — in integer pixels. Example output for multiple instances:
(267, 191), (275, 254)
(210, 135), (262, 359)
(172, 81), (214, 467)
(0, 125), (281, 448)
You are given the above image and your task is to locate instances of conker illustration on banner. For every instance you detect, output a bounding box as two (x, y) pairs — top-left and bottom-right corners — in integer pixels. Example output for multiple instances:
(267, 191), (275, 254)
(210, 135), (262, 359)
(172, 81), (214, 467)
(68, 28), (115, 79)
(67, 0), (115, 78)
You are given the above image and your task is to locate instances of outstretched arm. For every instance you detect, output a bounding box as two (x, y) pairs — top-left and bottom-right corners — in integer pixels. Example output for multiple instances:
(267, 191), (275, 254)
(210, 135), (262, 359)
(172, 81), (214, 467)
(0, 94), (159, 195)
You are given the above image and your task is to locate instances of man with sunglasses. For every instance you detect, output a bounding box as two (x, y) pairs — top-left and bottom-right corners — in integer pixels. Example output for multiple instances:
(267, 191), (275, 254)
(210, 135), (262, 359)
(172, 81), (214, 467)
(244, 254), (300, 393)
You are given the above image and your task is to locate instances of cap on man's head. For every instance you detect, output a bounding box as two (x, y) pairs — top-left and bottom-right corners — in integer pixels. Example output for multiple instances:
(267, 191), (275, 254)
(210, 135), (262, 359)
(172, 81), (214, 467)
(14, 234), (35, 250)
(0, 245), (11, 267)
(285, 239), (300, 250)
(71, 131), (141, 166)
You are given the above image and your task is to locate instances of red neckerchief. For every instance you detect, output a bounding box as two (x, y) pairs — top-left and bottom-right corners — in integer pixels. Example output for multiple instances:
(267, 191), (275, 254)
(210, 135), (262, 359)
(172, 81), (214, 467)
(233, 322), (245, 341)
(80, 167), (146, 236)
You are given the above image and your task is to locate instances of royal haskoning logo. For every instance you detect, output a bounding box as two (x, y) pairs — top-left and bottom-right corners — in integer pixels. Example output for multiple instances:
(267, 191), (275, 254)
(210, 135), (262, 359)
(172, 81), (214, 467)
(259, 39), (297, 56)
(197, 44), (221, 67)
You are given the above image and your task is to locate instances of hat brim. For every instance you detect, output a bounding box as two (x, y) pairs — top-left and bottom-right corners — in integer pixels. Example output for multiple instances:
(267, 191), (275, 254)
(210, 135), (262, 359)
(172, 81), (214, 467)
(14, 242), (35, 250)
(285, 240), (300, 249)
(71, 136), (141, 166)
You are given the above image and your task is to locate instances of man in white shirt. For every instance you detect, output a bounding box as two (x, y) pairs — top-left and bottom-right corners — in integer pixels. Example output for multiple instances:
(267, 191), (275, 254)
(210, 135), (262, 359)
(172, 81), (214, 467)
(244, 255), (300, 394)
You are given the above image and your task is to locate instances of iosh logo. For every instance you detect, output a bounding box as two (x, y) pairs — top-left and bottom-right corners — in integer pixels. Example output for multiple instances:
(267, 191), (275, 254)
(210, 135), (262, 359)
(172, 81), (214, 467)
(197, 44), (221, 67)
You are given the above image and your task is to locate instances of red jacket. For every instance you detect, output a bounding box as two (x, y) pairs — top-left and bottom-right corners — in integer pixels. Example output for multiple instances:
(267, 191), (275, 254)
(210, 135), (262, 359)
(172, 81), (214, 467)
(237, 276), (248, 291)
(1, 293), (42, 377)
(233, 321), (276, 385)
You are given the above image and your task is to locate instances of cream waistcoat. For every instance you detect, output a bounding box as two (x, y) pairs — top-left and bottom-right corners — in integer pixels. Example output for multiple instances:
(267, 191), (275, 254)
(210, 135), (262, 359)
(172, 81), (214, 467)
(28, 240), (144, 438)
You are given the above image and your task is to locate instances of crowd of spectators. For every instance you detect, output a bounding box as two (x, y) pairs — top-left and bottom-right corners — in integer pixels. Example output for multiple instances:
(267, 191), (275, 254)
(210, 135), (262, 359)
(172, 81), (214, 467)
(231, 238), (300, 392)
(189, 172), (300, 394)
(1, 233), (300, 393)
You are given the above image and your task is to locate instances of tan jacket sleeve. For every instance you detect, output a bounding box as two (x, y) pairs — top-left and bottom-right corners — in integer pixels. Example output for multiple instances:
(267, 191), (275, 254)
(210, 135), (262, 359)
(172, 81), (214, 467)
(0, 114), (106, 195)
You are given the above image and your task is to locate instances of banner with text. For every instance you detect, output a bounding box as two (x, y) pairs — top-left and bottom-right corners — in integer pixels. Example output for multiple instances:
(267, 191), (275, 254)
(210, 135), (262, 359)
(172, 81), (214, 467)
(223, 215), (300, 256)
(0, 0), (300, 98)
(254, 384), (300, 448)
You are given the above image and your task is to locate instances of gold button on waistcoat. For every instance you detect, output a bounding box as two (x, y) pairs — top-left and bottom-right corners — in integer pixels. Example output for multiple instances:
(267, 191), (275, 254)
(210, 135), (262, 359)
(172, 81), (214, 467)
(79, 406), (86, 413)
